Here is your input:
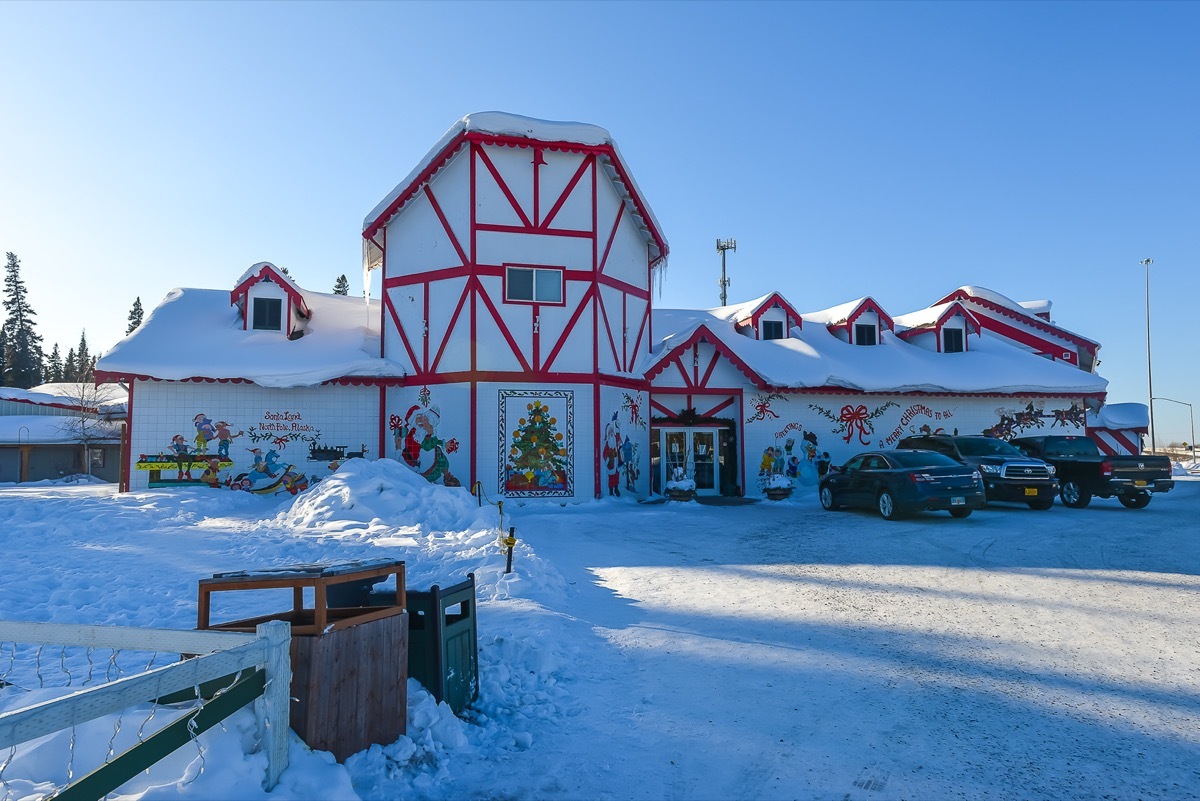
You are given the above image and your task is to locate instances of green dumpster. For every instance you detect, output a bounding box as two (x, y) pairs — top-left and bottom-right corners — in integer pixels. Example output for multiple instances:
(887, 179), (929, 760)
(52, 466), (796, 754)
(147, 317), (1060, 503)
(373, 572), (479, 714)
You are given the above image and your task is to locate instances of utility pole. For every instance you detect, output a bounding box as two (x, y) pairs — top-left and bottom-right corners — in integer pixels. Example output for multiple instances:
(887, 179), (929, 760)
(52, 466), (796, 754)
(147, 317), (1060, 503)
(1141, 258), (1155, 453)
(716, 238), (736, 306)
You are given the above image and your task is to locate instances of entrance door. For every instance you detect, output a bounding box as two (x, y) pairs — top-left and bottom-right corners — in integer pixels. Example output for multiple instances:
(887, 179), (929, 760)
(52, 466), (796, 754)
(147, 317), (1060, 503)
(660, 429), (720, 496)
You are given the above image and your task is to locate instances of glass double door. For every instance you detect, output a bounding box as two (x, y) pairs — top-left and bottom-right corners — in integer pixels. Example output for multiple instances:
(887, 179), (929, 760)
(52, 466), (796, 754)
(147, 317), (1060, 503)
(662, 428), (719, 495)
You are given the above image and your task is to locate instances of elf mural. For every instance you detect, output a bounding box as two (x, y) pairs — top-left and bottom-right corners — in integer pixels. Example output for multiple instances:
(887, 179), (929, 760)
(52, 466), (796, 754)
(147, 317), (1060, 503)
(136, 411), (315, 495)
(501, 390), (572, 497)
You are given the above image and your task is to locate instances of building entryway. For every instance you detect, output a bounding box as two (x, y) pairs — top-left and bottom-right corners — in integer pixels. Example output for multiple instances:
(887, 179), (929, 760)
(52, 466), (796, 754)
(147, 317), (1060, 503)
(657, 429), (720, 496)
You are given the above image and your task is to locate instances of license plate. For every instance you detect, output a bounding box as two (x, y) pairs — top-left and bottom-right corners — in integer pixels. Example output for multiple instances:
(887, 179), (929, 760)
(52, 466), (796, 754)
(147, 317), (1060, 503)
(1134, 480), (1147, 487)
(951, 496), (965, 506)
(1024, 487), (1038, 496)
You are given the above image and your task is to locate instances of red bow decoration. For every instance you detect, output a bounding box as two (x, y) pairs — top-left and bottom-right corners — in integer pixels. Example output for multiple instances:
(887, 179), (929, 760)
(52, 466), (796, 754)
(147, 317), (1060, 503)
(839, 404), (871, 444)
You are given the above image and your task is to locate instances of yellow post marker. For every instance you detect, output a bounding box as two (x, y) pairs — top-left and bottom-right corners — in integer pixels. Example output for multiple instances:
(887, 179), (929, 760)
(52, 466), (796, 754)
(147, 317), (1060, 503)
(504, 526), (517, 574)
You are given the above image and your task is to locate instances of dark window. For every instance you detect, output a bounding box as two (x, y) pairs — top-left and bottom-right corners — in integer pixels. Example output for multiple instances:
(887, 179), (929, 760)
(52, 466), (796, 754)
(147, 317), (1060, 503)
(854, 323), (877, 346)
(252, 298), (283, 331)
(943, 328), (965, 353)
(888, 450), (960, 468)
(505, 266), (563, 304)
(762, 320), (784, 340)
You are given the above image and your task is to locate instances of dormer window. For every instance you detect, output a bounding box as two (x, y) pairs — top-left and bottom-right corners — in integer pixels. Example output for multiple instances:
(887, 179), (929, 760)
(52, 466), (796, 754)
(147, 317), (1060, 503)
(252, 297), (283, 331)
(854, 323), (877, 346)
(943, 328), (964, 353)
(762, 320), (784, 341)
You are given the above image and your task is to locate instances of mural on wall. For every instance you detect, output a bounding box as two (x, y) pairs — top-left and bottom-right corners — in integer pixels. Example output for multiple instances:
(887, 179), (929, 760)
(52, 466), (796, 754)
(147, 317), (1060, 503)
(135, 409), (334, 495)
(767, 422), (826, 488)
(500, 390), (573, 497)
(390, 387), (462, 487)
(745, 392), (787, 423)
(881, 403), (959, 447)
(598, 392), (647, 496)
(810, 401), (899, 446)
(984, 401), (1086, 440)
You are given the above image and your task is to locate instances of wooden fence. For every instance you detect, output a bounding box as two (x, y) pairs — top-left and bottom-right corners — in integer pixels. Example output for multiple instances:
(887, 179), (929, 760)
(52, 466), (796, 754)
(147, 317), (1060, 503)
(0, 619), (291, 797)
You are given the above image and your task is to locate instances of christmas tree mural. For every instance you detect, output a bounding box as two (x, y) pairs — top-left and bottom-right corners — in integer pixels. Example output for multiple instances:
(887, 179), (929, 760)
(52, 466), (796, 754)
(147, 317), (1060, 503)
(501, 392), (573, 496)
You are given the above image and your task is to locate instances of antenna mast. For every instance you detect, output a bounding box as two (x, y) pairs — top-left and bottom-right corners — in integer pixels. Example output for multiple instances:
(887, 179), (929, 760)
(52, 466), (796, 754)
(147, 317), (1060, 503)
(716, 238), (736, 306)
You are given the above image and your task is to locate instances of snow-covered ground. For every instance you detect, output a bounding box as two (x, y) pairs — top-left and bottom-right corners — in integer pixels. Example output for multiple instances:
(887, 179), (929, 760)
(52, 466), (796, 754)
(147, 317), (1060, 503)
(1, 460), (1198, 800)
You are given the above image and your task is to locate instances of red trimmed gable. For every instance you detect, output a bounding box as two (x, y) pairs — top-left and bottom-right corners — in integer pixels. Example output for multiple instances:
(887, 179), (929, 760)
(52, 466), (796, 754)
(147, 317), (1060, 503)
(644, 323), (769, 390)
(362, 129), (669, 268)
(820, 297), (894, 345)
(230, 263), (311, 337)
(936, 288), (1098, 362)
(896, 302), (982, 351)
(733, 293), (804, 340)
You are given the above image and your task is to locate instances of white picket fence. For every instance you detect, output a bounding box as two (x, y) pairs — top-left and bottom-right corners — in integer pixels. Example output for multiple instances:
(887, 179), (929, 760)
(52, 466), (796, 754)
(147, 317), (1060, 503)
(0, 619), (291, 794)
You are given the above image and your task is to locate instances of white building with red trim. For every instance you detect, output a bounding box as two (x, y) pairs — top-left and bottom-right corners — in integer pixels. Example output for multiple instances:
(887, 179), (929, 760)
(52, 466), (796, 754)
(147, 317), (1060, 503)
(96, 112), (1134, 499)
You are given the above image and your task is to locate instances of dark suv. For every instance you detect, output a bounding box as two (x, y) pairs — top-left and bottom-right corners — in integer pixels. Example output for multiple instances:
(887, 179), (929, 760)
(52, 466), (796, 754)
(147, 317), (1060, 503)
(896, 434), (1058, 509)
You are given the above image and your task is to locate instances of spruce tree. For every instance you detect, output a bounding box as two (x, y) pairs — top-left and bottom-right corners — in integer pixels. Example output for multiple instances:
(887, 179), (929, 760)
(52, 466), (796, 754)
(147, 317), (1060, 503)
(333, 275), (350, 295)
(74, 332), (92, 382)
(64, 347), (77, 382)
(126, 297), (143, 334)
(2, 253), (44, 389)
(47, 344), (63, 383)
(0, 327), (7, 387)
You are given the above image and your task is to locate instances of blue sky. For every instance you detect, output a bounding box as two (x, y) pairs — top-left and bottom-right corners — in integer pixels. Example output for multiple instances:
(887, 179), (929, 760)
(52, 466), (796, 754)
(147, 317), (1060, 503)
(2, 1), (1197, 442)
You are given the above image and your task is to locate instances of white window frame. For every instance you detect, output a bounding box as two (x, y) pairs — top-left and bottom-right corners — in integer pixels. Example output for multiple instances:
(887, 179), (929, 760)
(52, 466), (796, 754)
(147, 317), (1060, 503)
(504, 265), (565, 306)
(854, 322), (877, 346)
(761, 320), (784, 341)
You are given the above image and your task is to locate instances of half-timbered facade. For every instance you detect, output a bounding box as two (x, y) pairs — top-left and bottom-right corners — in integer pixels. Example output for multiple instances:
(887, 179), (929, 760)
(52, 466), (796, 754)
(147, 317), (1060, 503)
(361, 113), (667, 501)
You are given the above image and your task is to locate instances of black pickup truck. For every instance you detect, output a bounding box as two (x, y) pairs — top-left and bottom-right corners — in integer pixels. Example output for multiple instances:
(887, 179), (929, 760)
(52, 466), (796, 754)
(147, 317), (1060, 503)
(1010, 435), (1174, 509)
(897, 434), (1058, 509)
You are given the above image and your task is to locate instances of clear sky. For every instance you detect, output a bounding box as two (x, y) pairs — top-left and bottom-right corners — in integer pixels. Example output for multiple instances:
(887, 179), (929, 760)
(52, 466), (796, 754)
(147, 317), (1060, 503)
(2, 1), (1197, 442)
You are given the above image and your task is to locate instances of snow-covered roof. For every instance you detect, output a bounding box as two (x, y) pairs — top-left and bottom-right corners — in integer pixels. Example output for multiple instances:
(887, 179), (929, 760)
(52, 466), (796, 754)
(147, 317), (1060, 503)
(96, 283), (403, 388)
(0, 384), (126, 415)
(708, 293), (802, 328)
(939, 286), (1098, 349)
(892, 301), (981, 334)
(362, 111), (668, 266)
(0, 415), (123, 444)
(1087, 402), (1149, 430)
(645, 302), (1109, 396)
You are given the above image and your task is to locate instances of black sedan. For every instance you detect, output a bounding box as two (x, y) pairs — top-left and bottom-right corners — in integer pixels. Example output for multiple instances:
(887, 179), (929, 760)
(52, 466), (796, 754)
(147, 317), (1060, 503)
(818, 449), (986, 520)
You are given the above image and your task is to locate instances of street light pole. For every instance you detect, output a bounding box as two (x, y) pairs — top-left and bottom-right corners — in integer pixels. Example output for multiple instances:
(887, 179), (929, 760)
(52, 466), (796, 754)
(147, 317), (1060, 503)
(1151, 396), (1194, 464)
(1141, 258), (1155, 453)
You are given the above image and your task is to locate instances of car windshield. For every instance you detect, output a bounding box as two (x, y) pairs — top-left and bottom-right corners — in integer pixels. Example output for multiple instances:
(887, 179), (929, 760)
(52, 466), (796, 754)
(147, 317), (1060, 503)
(955, 438), (1023, 457)
(1039, 438), (1099, 458)
(888, 450), (960, 468)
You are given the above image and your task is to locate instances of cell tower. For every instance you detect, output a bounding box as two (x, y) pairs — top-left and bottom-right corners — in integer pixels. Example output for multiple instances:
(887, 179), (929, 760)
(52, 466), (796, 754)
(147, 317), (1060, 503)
(716, 238), (736, 306)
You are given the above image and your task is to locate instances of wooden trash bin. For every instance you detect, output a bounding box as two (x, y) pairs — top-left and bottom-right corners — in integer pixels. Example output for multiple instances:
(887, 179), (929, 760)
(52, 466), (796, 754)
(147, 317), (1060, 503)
(197, 559), (407, 761)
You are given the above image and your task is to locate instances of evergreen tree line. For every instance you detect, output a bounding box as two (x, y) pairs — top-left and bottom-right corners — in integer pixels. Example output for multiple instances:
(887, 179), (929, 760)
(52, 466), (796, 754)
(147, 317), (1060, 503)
(0, 253), (354, 390)
(1, 251), (108, 388)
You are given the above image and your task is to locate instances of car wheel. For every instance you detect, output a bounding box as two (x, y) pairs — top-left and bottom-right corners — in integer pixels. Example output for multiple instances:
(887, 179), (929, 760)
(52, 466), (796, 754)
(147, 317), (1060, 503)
(1118, 491), (1152, 509)
(1027, 499), (1054, 511)
(878, 490), (904, 520)
(1059, 480), (1092, 509)
(819, 485), (840, 511)
(949, 508), (972, 519)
